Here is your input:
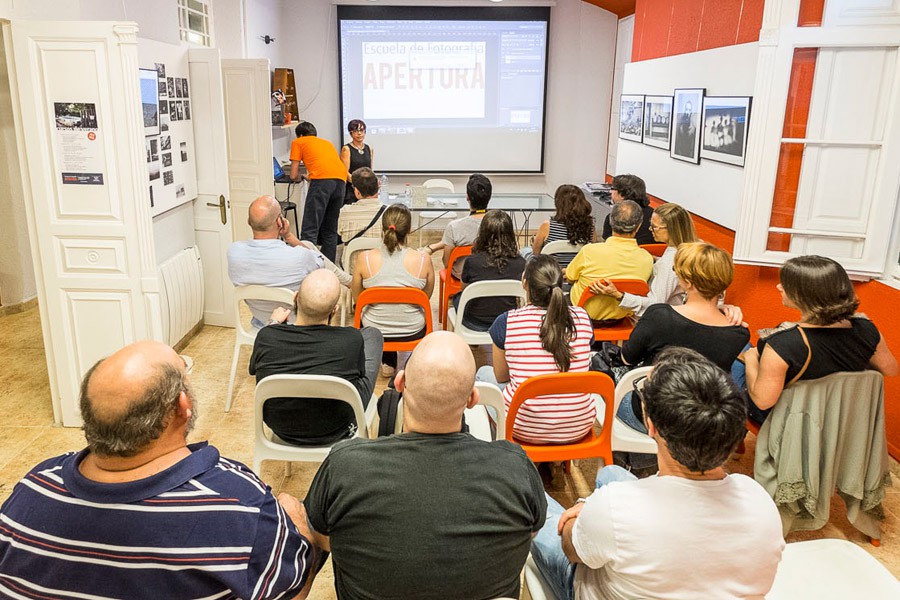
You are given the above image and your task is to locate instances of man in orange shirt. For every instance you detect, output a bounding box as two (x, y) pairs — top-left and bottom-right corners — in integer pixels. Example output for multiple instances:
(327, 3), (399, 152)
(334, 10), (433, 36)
(290, 121), (350, 261)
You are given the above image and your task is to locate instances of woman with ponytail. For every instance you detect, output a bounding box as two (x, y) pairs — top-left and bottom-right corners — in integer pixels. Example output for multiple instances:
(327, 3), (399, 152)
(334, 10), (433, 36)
(476, 254), (595, 445)
(352, 204), (434, 376)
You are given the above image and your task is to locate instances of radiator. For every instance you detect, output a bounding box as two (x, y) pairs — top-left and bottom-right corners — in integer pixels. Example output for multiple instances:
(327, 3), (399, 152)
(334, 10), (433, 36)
(158, 246), (204, 346)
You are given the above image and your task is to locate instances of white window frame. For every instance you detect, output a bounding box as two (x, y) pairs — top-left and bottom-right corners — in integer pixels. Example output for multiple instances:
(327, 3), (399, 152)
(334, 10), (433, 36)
(177, 0), (213, 48)
(734, 0), (900, 279)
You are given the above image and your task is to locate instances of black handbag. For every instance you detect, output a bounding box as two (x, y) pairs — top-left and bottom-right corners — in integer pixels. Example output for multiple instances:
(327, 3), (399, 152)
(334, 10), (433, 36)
(589, 342), (632, 383)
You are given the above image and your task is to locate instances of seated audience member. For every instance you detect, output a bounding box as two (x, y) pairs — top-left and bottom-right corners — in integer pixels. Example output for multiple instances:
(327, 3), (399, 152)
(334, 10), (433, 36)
(736, 255), (898, 423)
(0, 341), (316, 599)
(422, 173), (492, 278)
(280, 332), (546, 600)
(290, 120), (349, 262)
(477, 255), (595, 446)
(601, 173), (655, 245)
(452, 210), (526, 332)
(227, 195), (324, 328)
(526, 184), (595, 269)
(338, 166), (383, 243)
(532, 347), (785, 600)
(592, 202), (696, 317)
(249, 270), (383, 446)
(353, 203), (435, 376)
(566, 201), (654, 322)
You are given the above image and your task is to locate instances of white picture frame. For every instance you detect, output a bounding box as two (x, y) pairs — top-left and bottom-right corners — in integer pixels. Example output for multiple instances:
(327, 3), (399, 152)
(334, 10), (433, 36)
(139, 68), (160, 137)
(619, 94), (645, 143)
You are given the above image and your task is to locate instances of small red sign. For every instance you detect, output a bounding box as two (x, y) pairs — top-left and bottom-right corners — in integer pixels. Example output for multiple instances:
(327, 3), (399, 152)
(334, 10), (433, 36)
(87, 132), (96, 141)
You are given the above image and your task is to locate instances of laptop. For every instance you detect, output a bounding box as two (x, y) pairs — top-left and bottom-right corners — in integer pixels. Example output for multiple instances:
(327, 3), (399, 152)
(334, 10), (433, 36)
(273, 157), (293, 183)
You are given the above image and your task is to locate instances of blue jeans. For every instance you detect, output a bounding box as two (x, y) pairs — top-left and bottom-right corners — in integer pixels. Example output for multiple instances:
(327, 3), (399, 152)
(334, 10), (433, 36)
(614, 391), (657, 471)
(531, 466), (637, 600)
(730, 347), (771, 424)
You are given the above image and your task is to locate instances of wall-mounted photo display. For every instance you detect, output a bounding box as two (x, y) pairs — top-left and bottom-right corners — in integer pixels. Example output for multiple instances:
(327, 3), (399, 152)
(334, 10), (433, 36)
(162, 152), (172, 168)
(182, 78), (189, 97)
(163, 170), (174, 185)
(700, 96), (752, 167)
(160, 100), (168, 115)
(618, 94), (644, 143)
(180, 141), (188, 162)
(139, 68), (160, 137)
(155, 62), (166, 80)
(671, 88), (705, 164)
(161, 135), (171, 151)
(642, 95), (673, 150)
(169, 101), (177, 120)
(184, 100), (191, 121)
(158, 80), (167, 98)
(167, 77), (175, 97)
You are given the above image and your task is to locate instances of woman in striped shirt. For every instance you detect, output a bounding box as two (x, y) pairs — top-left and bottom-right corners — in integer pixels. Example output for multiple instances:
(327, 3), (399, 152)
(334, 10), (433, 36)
(477, 254), (595, 445)
(526, 184), (595, 269)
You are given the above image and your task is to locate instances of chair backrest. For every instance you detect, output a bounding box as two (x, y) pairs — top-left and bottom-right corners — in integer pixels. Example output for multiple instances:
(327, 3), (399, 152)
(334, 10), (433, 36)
(577, 278), (649, 309)
(612, 366), (658, 452)
(393, 382), (507, 439)
(453, 280), (527, 331)
(640, 243), (668, 258)
(233, 285), (296, 342)
(353, 286), (434, 350)
(445, 245), (473, 277)
(255, 374), (369, 440)
(541, 240), (584, 257)
(342, 236), (381, 273)
(423, 178), (455, 192)
(505, 371), (616, 464)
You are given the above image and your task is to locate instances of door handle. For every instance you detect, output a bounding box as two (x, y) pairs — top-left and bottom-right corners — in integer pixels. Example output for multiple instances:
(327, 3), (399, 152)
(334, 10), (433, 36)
(206, 195), (227, 225)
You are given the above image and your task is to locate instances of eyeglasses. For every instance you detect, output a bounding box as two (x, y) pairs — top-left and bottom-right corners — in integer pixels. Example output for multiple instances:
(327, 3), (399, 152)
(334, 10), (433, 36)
(649, 223), (667, 232)
(633, 375), (648, 426)
(350, 128), (366, 133)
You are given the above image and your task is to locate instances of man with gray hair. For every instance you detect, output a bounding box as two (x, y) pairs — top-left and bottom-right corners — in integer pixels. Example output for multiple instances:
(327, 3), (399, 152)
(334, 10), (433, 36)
(0, 340), (318, 599)
(227, 195), (350, 329)
(566, 200), (653, 321)
(250, 269), (383, 445)
(278, 331), (547, 599)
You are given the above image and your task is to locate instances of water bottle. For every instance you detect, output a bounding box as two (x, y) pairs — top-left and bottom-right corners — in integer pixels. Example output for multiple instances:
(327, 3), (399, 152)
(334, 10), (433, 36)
(404, 183), (412, 206)
(380, 174), (389, 203)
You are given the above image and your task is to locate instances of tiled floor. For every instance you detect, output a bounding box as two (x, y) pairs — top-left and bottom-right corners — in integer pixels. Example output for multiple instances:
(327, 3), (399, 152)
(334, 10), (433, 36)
(2, 244), (900, 596)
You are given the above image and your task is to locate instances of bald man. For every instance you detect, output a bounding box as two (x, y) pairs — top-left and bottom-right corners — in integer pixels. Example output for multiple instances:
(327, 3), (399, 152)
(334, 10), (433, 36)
(0, 341), (318, 599)
(249, 269), (383, 445)
(283, 332), (546, 599)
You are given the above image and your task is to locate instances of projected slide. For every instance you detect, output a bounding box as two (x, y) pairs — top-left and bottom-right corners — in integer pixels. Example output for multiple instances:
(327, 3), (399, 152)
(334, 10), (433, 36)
(339, 7), (549, 173)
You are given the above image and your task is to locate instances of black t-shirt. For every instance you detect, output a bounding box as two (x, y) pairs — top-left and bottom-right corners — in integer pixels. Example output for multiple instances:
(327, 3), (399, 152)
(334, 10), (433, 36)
(601, 203), (655, 245)
(622, 303), (750, 372)
(304, 432), (547, 600)
(757, 318), (881, 384)
(249, 324), (366, 444)
(453, 253), (527, 331)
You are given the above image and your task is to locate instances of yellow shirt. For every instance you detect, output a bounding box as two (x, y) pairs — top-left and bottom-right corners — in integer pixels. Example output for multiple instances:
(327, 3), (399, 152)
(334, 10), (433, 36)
(566, 237), (654, 320)
(289, 136), (349, 181)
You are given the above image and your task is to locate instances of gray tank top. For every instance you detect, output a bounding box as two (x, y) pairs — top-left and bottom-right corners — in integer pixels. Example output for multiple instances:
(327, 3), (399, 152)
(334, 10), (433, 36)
(361, 244), (428, 336)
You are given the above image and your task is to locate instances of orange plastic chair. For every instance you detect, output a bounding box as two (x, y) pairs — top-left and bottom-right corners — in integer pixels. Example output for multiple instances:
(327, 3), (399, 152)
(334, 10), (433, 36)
(577, 279), (650, 342)
(640, 243), (668, 258)
(438, 245), (473, 328)
(505, 371), (616, 466)
(354, 287), (434, 352)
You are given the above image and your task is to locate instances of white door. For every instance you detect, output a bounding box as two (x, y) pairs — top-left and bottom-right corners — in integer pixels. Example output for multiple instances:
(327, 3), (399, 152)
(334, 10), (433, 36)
(4, 19), (163, 426)
(221, 58), (275, 242)
(189, 47), (234, 327)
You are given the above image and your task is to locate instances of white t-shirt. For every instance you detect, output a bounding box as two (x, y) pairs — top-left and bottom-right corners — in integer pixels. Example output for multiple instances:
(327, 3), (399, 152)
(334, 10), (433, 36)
(572, 473), (784, 600)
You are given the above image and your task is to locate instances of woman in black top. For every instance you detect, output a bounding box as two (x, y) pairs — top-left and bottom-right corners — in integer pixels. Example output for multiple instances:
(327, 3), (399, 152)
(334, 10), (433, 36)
(340, 119), (373, 204)
(452, 210), (526, 331)
(601, 173), (654, 245)
(618, 242), (750, 436)
(739, 255), (897, 422)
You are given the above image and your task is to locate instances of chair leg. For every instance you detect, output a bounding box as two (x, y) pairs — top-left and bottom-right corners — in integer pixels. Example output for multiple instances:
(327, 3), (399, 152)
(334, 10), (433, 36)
(284, 462), (292, 478)
(225, 343), (242, 413)
(870, 537), (881, 547)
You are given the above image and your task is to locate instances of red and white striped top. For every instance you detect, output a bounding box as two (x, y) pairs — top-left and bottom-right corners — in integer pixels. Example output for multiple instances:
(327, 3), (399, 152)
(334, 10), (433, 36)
(500, 305), (595, 444)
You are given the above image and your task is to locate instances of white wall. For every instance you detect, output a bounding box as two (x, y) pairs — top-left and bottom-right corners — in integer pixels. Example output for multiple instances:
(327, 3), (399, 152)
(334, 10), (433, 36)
(606, 15), (633, 177)
(616, 42), (759, 229)
(274, 0), (618, 194)
(0, 27), (36, 305)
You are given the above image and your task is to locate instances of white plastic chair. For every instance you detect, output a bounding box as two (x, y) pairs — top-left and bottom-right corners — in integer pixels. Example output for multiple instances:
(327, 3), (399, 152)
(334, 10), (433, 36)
(447, 280), (527, 344)
(226, 285), (296, 412)
(339, 237), (380, 326)
(253, 374), (376, 474)
(523, 554), (556, 600)
(541, 240), (584, 259)
(392, 382), (507, 442)
(766, 539), (900, 599)
(417, 178), (458, 245)
(599, 365), (658, 454)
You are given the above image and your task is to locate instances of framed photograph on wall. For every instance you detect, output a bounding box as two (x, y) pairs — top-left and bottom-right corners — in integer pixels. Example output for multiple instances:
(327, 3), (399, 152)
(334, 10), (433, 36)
(619, 94), (645, 143)
(642, 95), (673, 150)
(671, 88), (705, 163)
(700, 96), (752, 167)
(139, 68), (160, 137)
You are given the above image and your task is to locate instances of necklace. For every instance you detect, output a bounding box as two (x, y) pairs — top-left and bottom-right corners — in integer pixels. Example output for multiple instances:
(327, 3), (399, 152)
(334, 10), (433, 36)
(351, 142), (365, 154)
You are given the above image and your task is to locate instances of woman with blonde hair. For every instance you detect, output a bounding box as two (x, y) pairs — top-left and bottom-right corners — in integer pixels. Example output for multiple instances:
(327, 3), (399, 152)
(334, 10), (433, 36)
(616, 242), (751, 438)
(352, 203), (434, 376)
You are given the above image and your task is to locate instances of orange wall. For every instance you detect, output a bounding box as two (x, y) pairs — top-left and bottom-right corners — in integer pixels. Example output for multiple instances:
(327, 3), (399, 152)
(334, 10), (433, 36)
(631, 0), (764, 62)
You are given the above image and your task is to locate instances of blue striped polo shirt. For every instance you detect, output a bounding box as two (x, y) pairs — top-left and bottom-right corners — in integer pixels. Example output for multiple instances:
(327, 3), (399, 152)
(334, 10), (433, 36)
(0, 442), (311, 599)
